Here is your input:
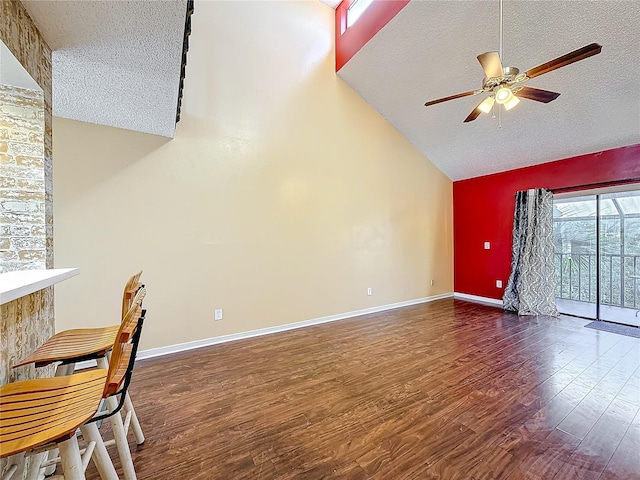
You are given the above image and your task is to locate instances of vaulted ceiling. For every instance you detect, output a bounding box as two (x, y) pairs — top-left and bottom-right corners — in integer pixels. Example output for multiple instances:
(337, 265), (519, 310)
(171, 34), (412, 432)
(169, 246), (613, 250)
(16, 0), (640, 165)
(22, 0), (187, 138)
(338, 1), (640, 180)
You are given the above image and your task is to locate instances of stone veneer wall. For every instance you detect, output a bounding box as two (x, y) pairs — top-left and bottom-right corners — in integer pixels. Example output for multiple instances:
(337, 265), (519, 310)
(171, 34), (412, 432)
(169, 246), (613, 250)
(0, 4), (53, 475)
(0, 84), (45, 272)
(0, 0), (52, 267)
(0, 287), (50, 384)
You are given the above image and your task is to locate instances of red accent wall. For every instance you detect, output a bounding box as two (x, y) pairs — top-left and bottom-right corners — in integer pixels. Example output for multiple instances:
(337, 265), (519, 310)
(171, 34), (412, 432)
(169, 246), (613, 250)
(453, 145), (640, 300)
(335, 0), (410, 72)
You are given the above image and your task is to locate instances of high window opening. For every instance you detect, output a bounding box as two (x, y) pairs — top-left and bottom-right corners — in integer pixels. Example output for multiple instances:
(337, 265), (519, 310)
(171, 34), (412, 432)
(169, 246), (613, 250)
(347, 0), (374, 28)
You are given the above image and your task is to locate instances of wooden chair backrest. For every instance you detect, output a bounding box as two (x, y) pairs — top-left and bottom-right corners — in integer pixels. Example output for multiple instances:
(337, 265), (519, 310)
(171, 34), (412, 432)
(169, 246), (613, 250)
(121, 270), (143, 318)
(105, 286), (146, 397)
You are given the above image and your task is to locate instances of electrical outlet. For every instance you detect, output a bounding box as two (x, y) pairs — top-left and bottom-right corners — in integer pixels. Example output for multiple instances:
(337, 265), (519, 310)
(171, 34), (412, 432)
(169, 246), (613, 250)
(484, 242), (491, 250)
(214, 308), (223, 321)
(496, 280), (503, 288)
(430, 279), (434, 286)
(367, 287), (372, 296)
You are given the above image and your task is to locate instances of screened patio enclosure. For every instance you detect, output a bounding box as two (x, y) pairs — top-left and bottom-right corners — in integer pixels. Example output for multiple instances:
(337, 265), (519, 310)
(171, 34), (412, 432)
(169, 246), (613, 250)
(553, 188), (640, 327)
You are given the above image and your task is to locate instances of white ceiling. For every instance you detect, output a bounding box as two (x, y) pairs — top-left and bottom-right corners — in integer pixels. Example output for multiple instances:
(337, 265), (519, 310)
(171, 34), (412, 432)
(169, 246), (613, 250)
(338, 1), (640, 180)
(22, 0), (187, 138)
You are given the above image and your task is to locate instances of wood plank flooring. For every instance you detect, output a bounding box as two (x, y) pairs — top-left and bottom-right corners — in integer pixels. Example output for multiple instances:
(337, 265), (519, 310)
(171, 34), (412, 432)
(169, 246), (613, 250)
(86, 299), (640, 479)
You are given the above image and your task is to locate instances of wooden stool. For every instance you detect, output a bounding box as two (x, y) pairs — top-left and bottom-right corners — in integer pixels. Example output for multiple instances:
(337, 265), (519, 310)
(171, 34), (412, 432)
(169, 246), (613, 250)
(15, 287), (147, 480)
(0, 369), (110, 480)
(14, 272), (146, 447)
(86, 287), (147, 480)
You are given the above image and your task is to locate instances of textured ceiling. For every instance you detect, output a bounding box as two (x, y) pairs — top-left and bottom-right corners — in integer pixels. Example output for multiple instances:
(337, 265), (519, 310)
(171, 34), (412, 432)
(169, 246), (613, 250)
(23, 0), (187, 138)
(338, 1), (640, 180)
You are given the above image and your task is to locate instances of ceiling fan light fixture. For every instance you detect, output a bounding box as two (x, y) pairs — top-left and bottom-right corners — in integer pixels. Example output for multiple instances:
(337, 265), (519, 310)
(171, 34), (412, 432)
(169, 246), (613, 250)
(503, 94), (520, 111)
(494, 86), (513, 104)
(478, 96), (495, 114)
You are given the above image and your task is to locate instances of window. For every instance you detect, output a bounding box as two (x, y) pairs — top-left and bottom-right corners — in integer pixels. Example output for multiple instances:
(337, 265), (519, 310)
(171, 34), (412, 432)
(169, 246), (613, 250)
(347, 0), (374, 28)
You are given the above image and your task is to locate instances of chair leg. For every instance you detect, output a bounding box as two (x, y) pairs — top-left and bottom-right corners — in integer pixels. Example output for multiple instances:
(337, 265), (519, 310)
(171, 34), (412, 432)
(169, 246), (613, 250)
(80, 423), (118, 480)
(1, 453), (24, 480)
(0, 464), (18, 480)
(123, 392), (145, 445)
(105, 351), (145, 445)
(96, 357), (137, 480)
(58, 435), (86, 480)
(42, 363), (77, 477)
(24, 452), (47, 480)
(106, 395), (137, 480)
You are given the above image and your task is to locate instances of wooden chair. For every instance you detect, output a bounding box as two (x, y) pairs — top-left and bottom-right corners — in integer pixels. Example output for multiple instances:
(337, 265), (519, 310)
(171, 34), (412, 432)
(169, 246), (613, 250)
(85, 287), (147, 480)
(14, 272), (146, 448)
(5, 287), (148, 480)
(0, 366), (110, 480)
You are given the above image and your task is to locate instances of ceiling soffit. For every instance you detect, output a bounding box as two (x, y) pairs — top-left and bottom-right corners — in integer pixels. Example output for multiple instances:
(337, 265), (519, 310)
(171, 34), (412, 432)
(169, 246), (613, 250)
(23, 0), (187, 138)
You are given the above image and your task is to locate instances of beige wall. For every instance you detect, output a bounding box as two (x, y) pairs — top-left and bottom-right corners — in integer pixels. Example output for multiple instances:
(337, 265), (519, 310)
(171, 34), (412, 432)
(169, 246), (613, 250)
(53, 1), (453, 351)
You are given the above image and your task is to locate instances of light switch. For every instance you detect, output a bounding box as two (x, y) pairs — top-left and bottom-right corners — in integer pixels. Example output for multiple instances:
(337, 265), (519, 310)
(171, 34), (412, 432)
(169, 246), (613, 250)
(484, 242), (491, 250)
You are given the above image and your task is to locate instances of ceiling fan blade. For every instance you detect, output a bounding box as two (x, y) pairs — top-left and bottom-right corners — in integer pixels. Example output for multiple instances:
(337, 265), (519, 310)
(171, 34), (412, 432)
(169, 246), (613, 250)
(524, 43), (602, 79)
(515, 86), (561, 103)
(463, 102), (485, 123)
(424, 90), (477, 107)
(477, 52), (504, 78)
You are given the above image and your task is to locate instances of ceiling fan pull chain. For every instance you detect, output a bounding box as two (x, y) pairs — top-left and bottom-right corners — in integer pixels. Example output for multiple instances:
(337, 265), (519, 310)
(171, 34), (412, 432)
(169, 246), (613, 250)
(499, 0), (504, 127)
(499, 0), (504, 62)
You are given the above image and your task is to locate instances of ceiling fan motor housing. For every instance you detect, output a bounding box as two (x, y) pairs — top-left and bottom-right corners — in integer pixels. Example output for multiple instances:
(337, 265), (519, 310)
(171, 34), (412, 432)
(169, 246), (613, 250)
(483, 66), (521, 90)
(502, 66), (519, 77)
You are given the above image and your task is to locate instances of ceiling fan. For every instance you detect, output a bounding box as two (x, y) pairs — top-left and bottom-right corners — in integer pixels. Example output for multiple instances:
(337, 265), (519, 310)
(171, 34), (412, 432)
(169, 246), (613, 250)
(424, 2), (602, 123)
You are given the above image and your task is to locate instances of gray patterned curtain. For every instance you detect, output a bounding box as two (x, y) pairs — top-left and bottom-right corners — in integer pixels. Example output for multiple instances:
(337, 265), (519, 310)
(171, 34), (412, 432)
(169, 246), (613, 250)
(503, 188), (559, 316)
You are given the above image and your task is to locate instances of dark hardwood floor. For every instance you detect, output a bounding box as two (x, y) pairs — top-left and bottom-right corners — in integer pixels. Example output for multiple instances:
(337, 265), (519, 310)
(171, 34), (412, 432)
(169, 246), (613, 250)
(87, 299), (640, 479)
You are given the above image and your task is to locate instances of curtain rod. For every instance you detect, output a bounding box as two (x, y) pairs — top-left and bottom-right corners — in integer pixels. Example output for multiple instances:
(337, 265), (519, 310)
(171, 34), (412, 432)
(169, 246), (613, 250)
(550, 177), (640, 194)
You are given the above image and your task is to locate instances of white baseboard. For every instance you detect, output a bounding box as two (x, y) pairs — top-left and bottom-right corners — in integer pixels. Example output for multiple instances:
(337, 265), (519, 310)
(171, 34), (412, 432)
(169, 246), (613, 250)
(454, 292), (503, 307)
(136, 292), (453, 361)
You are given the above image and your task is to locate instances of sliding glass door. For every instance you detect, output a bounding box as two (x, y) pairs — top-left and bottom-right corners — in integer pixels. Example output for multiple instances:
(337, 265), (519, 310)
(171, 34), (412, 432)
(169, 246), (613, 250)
(599, 191), (640, 326)
(553, 195), (597, 319)
(553, 188), (640, 326)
